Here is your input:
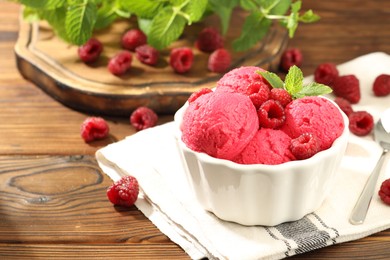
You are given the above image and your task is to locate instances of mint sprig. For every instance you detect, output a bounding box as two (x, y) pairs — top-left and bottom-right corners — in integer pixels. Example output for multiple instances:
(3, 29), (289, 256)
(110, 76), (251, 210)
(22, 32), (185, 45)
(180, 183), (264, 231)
(258, 65), (332, 99)
(15, 0), (319, 51)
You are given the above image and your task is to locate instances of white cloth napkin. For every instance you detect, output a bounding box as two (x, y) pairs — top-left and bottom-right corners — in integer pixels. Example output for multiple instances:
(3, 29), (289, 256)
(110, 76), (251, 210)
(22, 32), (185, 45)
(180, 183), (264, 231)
(96, 52), (390, 259)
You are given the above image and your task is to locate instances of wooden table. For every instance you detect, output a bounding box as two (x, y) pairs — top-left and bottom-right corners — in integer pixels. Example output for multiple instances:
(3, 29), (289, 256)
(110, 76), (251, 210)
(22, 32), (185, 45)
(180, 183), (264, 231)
(1, 1), (390, 259)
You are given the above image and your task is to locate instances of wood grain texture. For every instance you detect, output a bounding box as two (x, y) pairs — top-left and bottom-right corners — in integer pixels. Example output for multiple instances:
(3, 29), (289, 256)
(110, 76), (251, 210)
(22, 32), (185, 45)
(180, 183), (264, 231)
(1, 1), (390, 259)
(0, 155), (187, 258)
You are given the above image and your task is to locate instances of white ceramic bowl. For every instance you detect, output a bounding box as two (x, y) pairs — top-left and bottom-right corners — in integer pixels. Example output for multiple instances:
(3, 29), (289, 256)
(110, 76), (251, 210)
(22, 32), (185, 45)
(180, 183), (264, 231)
(174, 98), (349, 226)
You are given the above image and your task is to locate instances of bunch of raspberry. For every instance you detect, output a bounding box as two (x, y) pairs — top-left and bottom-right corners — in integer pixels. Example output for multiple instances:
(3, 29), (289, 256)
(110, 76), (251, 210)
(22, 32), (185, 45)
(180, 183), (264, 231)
(251, 86), (292, 129)
(314, 62), (361, 104)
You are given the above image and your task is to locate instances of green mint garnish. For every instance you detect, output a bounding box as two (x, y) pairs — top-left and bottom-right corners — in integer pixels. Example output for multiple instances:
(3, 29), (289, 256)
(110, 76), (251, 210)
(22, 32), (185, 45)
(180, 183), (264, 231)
(16, 0), (320, 51)
(258, 65), (333, 99)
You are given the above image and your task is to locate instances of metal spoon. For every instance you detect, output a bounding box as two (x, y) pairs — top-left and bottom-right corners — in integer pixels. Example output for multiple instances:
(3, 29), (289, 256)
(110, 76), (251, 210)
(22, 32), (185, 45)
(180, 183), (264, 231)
(349, 116), (390, 225)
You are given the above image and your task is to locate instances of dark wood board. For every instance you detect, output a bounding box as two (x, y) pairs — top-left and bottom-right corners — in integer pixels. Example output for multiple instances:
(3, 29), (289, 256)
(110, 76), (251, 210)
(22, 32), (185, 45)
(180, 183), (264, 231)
(14, 11), (288, 116)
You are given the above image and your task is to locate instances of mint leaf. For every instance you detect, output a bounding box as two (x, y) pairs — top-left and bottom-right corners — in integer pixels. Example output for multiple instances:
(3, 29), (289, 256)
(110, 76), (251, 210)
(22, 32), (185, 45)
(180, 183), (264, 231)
(284, 65), (303, 96)
(95, 3), (118, 30)
(211, 6), (233, 35)
(285, 1), (301, 38)
(294, 82), (333, 99)
(138, 18), (153, 35)
(257, 70), (284, 89)
(122, 0), (162, 19)
(40, 7), (70, 42)
(148, 7), (186, 49)
(23, 7), (40, 22)
(208, 0), (238, 34)
(232, 11), (271, 52)
(182, 0), (208, 23)
(299, 9), (320, 23)
(20, 0), (63, 10)
(65, 0), (97, 46)
(239, 0), (260, 10)
(269, 0), (291, 15)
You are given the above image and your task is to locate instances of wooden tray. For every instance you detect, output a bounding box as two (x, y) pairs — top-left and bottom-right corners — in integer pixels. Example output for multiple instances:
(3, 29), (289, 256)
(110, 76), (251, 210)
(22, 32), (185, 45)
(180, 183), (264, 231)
(14, 12), (288, 116)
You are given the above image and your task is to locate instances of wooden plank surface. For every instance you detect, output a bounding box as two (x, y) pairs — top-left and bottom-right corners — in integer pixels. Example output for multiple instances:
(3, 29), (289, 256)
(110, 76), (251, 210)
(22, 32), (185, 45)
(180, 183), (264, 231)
(1, 1), (390, 259)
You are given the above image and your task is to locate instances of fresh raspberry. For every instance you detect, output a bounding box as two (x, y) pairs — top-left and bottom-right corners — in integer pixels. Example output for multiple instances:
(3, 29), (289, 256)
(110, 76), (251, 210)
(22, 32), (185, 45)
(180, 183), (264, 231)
(332, 75), (361, 104)
(78, 38), (103, 63)
(379, 179), (390, 206)
(257, 99), (285, 129)
(314, 63), (339, 86)
(121, 29), (147, 51)
(107, 176), (139, 207)
(373, 74), (390, 97)
(80, 117), (109, 142)
(279, 48), (303, 72)
(135, 44), (159, 66)
(130, 106), (158, 131)
(108, 51), (132, 76)
(270, 88), (292, 107)
(188, 88), (213, 103)
(208, 48), (231, 73)
(348, 111), (374, 136)
(334, 97), (353, 116)
(248, 84), (270, 109)
(170, 47), (194, 74)
(290, 133), (321, 160)
(195, 27), (223, 53)
(246, 81), (272, 94)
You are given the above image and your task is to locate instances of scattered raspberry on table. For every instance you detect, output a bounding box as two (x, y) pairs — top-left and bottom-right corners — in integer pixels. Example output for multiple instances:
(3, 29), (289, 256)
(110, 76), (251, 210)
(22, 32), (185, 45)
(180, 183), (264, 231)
(333, 97), (354, 117)
(195, 27), (224, 53)
(80, 117), (109, 142)
(169, 47), (194, 74)
(208, 48), (231, 73)
(108, 51), (133, 76)
(279, 48), (303, 72)
(314, 63), (339, 86)
(121, 29), (147, 51)
(332, 74), (361, 104)
(107, 176), (139, 207)
(78, 38), (103, 63)
(379, 179), (390, 206)
(135, 44), (159, 66)
(348, 111), (374, 136)
(373, 74), (390, 97)
(130, 106), (158, 131)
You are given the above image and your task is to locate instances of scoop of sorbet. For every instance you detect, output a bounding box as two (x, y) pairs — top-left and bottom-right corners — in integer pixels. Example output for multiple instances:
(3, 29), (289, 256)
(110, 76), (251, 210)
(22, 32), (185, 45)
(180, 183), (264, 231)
(215, 66), (271, 95)
(233, 128), (296, 165)
(181, 91), (258, 160)
(282, 96), (345, 151)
